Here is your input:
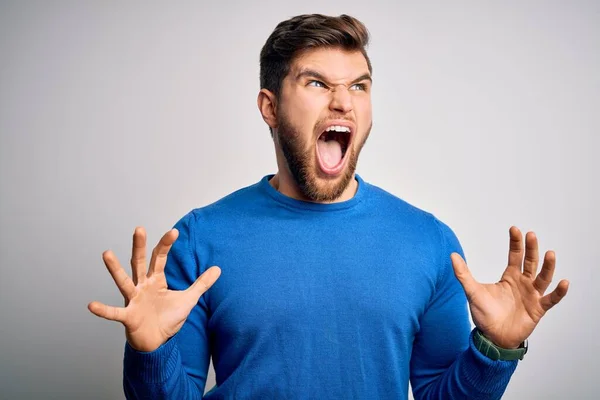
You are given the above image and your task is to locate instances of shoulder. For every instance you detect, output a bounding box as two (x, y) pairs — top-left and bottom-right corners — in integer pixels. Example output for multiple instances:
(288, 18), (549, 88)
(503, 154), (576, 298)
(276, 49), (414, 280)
(171, 177), (267, 234)
(362, 180), (427, 216)
(361, 179), (437, 226)
(361, 178), (463, 255)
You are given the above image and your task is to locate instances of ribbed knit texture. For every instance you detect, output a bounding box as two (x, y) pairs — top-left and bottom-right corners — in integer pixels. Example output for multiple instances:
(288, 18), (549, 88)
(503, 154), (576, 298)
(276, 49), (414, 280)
(123, 175), (517, 399)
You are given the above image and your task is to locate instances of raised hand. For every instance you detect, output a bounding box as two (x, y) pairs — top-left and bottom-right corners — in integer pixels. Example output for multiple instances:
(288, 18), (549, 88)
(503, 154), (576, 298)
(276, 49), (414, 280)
(88, 227), (221, 352)
(451, 226), (569, 349)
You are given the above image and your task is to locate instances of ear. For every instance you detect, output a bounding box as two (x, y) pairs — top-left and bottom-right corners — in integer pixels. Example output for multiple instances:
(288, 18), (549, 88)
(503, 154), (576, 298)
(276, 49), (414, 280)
(257, 89), (278, 130)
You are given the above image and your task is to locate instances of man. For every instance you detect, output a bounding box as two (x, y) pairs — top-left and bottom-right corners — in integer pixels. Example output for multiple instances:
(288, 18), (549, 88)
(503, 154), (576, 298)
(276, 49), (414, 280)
(88, 14), (569, 399)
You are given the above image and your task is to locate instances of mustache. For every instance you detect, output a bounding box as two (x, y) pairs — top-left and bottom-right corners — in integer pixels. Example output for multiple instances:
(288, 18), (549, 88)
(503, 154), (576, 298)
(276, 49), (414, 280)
(314, 116), (355, 126)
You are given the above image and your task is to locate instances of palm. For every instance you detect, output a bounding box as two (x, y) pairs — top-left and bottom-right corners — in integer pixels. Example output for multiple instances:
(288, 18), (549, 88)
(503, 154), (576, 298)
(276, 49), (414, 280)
(88, 227), (221, 352)
(121, 270), (197, 352)
(451, 227), (569, 349)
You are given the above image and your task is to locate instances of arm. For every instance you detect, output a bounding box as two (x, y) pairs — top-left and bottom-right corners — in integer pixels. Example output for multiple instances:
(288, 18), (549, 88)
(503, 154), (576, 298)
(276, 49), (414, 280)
(87, 212), (220, 400)
(410, 219), (517, 400)
(123, 212), (211, 399)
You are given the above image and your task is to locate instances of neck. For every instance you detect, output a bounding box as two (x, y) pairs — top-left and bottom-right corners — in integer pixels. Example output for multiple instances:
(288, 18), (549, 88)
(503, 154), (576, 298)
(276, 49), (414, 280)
(269, 170), (358, 204)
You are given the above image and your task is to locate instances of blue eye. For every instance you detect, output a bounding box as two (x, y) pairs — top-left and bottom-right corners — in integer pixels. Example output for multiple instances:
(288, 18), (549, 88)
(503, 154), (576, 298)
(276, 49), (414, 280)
(308, 80), (326, 88)
(350, 83), (366, 91)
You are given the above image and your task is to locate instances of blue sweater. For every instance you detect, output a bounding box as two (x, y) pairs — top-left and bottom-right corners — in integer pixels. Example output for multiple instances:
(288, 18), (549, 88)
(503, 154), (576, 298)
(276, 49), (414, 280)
(123, 175), (517, 399)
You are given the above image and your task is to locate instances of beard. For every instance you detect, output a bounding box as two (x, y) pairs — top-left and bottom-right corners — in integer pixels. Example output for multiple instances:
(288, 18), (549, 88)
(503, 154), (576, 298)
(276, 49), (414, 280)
(276, 111), (371, 202)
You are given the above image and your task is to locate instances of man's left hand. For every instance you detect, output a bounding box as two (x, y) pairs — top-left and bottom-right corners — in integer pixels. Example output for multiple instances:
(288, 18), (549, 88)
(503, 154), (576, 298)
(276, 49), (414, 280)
(451, 226), (569, 349)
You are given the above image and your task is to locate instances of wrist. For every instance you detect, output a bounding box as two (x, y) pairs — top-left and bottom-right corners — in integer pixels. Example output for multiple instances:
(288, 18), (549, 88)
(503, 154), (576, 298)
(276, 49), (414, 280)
(479, 331), (521, 349)
(126, 332), (169, 353)
(472, 329), (528, 361)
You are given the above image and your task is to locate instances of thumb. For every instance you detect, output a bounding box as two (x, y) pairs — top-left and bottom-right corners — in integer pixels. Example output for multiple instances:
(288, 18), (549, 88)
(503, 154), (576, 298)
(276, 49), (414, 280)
(187, 266), (222, 301)
(450, 253), (478, 300)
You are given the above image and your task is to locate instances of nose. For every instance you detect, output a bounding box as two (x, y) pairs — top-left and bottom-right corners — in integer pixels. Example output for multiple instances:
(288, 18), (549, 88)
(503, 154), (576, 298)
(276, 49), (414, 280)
(329, 85), (353, 114)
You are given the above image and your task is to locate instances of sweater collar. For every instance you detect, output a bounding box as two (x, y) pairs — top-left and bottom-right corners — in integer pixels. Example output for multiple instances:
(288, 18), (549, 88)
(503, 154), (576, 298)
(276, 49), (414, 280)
(259, 174), (365, 212)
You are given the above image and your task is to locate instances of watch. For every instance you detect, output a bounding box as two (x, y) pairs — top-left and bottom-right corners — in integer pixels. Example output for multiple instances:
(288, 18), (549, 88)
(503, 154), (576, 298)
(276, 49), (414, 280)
(473, 329), (528, 361)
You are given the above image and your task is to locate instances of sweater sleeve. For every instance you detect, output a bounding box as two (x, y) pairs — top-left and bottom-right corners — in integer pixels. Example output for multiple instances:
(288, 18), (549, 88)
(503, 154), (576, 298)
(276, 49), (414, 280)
(122, 211), (211, 399)
(409, 218), (518, 400)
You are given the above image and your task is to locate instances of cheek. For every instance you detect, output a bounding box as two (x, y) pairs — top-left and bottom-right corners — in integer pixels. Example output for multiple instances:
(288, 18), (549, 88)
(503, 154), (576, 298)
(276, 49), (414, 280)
(286, 93), (326, 133)
(355, 98), (372, 130)
(298, 94), (328, 120)
(356, 96), (372, 118)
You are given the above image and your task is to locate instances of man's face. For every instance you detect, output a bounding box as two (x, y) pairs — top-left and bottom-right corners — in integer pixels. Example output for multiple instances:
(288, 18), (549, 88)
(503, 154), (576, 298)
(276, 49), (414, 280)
(275, 47), (373, 202)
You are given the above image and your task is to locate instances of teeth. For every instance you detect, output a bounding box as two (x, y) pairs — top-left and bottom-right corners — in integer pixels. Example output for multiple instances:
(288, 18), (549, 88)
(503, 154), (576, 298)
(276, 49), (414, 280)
(325, 125), (351, 133)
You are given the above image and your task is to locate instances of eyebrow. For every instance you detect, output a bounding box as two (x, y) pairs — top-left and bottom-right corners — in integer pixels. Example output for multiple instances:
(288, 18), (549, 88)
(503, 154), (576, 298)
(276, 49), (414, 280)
(295, 68), (372, 86)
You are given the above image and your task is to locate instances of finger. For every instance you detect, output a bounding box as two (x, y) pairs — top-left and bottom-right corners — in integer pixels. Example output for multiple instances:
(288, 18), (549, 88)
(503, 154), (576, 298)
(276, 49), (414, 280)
(507, 226), (524, 270)
(103, 250), (136, 299)
(522, 231), (539, 278)
(130, 227), (147, 285)
(88, 301), (127, 323)
(533, 251), (556, 294)
(540, 279), (569, 312)
(450, 253), (479, 300)
(148, 229), (179, 277)
(186, 266), (222, 302)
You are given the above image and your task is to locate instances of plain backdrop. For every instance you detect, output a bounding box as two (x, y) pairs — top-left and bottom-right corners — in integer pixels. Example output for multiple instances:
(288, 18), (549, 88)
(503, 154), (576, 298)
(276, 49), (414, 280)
(0, 1), (598, 399)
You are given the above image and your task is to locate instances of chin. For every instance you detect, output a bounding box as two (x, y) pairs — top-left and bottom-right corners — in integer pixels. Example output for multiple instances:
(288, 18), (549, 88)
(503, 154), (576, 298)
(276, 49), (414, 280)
(277, 115), (370, 203)
(300, 153), (358, 202)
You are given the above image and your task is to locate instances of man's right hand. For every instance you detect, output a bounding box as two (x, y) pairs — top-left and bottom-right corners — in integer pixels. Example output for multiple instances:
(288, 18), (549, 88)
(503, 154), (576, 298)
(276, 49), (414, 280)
(88, 227), (221, 352)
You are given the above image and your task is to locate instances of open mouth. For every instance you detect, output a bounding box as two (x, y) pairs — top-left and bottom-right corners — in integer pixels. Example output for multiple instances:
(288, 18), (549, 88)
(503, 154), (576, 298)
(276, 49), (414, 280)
(316, 125), (353, 175)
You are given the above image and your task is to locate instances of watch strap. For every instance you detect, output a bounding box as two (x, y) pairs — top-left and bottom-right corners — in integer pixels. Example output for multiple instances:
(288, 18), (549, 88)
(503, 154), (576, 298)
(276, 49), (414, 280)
(473, 329), (527, 361)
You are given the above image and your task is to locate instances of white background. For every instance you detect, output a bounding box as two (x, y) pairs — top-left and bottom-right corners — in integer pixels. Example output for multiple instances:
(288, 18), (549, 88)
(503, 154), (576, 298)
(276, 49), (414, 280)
(0, 1), (598, 399)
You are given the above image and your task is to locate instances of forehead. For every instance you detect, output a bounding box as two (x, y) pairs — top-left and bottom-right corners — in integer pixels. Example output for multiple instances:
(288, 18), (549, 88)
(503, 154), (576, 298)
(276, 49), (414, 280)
(289, 47), (370, 81)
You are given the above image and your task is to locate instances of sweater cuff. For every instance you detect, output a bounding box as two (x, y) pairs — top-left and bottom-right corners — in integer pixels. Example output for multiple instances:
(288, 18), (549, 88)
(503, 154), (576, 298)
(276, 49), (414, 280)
(462, 329), (519, 394)
(123, 336), (181, 384)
